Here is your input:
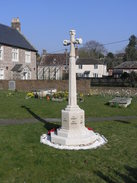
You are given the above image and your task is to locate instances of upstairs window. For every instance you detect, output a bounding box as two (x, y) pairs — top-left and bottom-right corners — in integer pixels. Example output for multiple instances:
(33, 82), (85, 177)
(25, 51), (31, 63)
(12, 48), (19, 62)
(0, 45), (3, 60)
(79, 65), (83, 69)
(94, 64), (98, 69)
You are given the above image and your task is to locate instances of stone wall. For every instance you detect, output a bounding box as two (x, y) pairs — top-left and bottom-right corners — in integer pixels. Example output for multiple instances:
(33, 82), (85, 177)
(0, 80), (90, 94)
(90, 86), (137, 97)
(90, 78), (132, 87)
(2, 80), (137, 96)
(0, 80), (8, 90)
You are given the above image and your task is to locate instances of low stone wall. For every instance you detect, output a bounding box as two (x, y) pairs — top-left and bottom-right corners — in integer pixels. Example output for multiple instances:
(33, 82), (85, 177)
(0, 80), (90, 94)
(1, 80), (137, 96)
(90, 78), (137, 87)
(0, 80), (8, 90)
(90, 86), (137, 97)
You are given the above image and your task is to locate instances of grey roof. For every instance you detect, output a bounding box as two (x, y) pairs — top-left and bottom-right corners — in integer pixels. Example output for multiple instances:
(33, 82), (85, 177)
(76, 58), (105, 65)
(39, 53), (68, 66)
(39, 54), (105, 66)
(114, 61), (137, 69)
(11, 64), (22, 72)
(0, 24), (37, 52)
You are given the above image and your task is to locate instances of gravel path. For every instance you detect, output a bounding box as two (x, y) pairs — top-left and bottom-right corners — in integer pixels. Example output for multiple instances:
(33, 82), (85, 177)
(0, 116), (137, 125)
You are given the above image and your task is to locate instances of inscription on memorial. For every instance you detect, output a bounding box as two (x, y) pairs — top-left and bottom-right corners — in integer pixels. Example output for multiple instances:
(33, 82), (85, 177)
(71, 116), (77, 120)
(80, 115), (83, 124)
(71, 116), (77, 125)
(71, 122), (77, 125)
(63, 118), (67, 123)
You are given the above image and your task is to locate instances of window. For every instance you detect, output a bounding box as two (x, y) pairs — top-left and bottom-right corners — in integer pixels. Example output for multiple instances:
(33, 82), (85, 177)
(93, 73), (98, 78)
(0, 69), (4, 79)
(25, 51), (31, 63)
(12, 48), (19, 62)
(0, 45), (3, 60)
(79, 65), (83, 69)
(94, 64), (98, 69)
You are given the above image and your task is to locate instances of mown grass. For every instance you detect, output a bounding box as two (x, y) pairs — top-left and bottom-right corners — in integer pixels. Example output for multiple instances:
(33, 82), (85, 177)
(0, 90), (137, 119)
(0, 119), (137, 183)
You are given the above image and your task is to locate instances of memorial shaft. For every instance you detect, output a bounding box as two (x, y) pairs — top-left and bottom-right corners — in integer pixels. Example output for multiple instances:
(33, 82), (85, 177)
(68, 30), (77, 107)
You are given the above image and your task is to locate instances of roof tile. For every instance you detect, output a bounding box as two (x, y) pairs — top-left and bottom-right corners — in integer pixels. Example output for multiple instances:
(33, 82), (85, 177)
(0, 24), (36, 52)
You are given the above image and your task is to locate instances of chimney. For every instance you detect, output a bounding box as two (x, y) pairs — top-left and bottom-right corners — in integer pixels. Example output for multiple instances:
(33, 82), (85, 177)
(42, 49), (47, 56)
(11, 17), (21, 32)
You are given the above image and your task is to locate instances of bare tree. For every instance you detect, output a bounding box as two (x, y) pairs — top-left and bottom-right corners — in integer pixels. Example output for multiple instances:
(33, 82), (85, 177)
(79, 40), (107, 59)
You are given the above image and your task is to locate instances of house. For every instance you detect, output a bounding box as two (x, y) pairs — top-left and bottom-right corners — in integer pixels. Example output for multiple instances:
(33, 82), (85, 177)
(76, 58), (108, 78)
(0, 18), (37, 80)
(38, 51), (108, 80)
(113, 61), (137, 78)
(38, 52), (68, 80)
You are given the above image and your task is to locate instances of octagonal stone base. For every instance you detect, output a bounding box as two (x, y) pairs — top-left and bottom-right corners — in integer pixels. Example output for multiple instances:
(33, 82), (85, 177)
(50, 106), (98, 146)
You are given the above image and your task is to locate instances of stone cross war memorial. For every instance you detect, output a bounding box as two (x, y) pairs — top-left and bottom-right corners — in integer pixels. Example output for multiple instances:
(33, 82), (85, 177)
(41, 30), (107, 150)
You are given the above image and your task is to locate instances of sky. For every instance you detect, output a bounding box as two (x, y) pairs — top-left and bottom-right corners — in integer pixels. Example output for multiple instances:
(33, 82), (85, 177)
(0, 0), (137, 54)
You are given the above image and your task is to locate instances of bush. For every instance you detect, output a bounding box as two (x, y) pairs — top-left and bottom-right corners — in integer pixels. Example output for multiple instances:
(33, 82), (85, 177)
(53, 91), (68, 100)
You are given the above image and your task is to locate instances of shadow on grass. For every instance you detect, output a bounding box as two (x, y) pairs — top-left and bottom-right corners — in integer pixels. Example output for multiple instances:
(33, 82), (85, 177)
(95, 165), (137, 183)
(114, 120), (131, 124)
(21, 105), (60, 131)
(95, 171), (116, 183)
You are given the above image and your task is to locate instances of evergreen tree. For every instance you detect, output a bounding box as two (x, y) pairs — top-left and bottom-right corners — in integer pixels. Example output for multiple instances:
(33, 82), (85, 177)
(124, 35), (137, 61)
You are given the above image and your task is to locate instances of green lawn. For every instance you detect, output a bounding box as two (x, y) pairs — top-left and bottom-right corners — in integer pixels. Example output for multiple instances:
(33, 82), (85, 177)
(0, 120), (137, 182)
(0, 90), (137, 119)
(0, 90), (137, 182)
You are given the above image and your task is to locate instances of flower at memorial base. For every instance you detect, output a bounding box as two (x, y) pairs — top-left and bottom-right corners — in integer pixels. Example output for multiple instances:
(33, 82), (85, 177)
(46, 95), (50, 101)
(48, 128), (56, 135)
(79, 93), (84, 98)
(26, 92), (34, 99)
(87, 127), (94, 131)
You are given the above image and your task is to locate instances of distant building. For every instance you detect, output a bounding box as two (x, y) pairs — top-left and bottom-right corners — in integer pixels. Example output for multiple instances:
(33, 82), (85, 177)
(0, 18), (37, 80)
(113, 61), (137, 78)
(38, 52), (68, 80)
(76, 58), (108, 78)
(38, 51), (108, 80)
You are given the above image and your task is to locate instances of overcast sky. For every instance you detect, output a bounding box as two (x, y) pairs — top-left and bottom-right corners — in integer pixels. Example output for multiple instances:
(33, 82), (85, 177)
(0, 0), (137, 54)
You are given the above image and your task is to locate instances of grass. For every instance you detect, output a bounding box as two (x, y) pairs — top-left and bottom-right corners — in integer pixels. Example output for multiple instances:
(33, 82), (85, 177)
(0, 120), (137, 182)
(0, 90), (137, 119)
(0, 90), (137, 182)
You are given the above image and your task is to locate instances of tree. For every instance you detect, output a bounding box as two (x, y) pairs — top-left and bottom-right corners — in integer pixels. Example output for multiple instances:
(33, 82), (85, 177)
(105, 52), (115, 68)
(124, 35), (137, 61)
(107, 52), (114, 59)
(129, 71), (137, 87)
(121, 72), (130, 80)
(105, 51), (125, 69)
(79, 40), (107, 59)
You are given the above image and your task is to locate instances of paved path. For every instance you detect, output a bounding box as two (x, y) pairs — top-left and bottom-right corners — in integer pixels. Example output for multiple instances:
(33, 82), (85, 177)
(0, 116), (137, 125)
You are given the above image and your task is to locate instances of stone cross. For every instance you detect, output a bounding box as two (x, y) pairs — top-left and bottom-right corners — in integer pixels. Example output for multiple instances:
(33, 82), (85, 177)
(63, 30), (82, 108)
(51, 30), (97, 146)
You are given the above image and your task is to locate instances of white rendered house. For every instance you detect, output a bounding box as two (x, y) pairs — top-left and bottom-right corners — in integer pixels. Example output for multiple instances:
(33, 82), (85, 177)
(76, 58), (108, 78)
(38, 52), (108, 80)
